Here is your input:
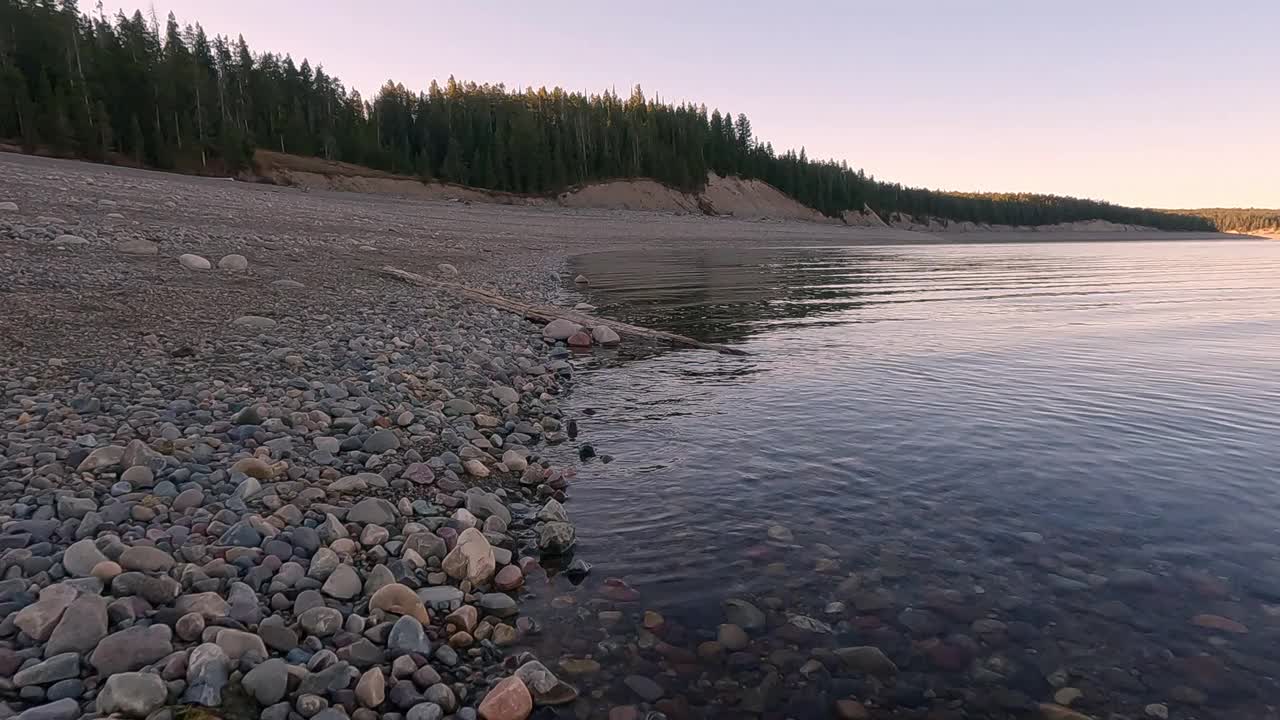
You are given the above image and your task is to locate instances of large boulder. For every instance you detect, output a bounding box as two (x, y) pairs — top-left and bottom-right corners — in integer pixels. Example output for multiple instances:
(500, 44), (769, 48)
(537, 522), (576, 554)
(62, 538), (108, 577)
(184, 643), (230, 706)
(478, 675), (533, 720)
(542, 319), (582, 341)
(44, 594), (108, 656)
(90, 624), (173, 675)
(442, 528), (496, 586)
(96, 672), (167, 717)
(370, 583), (432, 624)
(15, 583), (79, 641)
(592, 325), (621, 345)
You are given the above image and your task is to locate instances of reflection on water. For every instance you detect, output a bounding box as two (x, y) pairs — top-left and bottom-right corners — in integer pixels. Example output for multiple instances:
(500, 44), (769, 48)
(525, 241), (1280, 720)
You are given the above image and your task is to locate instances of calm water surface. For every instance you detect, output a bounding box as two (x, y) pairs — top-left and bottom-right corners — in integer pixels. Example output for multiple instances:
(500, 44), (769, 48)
(529, 241), (1280, 720)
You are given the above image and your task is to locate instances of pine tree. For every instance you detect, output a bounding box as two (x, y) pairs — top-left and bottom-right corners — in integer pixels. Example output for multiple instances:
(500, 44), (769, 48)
(129, 115), (145, 164)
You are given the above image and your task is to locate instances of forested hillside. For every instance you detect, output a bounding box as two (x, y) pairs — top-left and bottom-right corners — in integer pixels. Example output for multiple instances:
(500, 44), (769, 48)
(1174, 209), (1280, 234)
(0, 0), (1219, 231)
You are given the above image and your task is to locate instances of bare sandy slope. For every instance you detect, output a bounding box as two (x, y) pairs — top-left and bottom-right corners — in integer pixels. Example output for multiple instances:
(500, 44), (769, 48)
(257, 151), (836, 222)
(256, 152), (1258, 237)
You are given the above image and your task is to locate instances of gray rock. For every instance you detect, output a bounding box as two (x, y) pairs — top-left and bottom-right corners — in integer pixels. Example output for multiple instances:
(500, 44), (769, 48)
(215, 628), (268, 661)
(90, 624), (173, 675)
(174, 591), (231, 619)
(121, 465), (155, 488)
(15, 584), (78, 641)
(218, 521), (262, 547)
(258, 614), (299, 652)
(478, 593), (518, 618)
(592, 325), (621, 345)
(14, 653), (81, 687)
(348, 497), (397, 525)
(75, 445), (124, 472)
(218, 254), (249, 270)
(179, 253), (212, 270)
(407, 703), (444, 720)
(119, 545), (175, 572)
(537, 521), (575, 554)
(298, 661), (355, 696)
(423, 684), (457, 713)
(44, 594), (107, 656)
(417, 586), (464, 611)
(62, 538), (107, 577)
(443, 398), (477, 414)
(835, 646), (898, 676)
(322, 564), (362, 599)
(96, 672), (167, 717)
(535, 499), (568, 523)
(491, 385), (520, 405)
(724, 599), (767, 630)
(242, 658), (289, 705)
(404, 532), (446, 560)
(624, 674), (665, 702)
(363, 429), (400, 453)
(298, 606), (344, 637)
(232, 315), (278, 330)
(55, 495), (96, 519)
(111, 571), (180, 603)
(542, 319), (582, 340)
(14, 698), (80, 720)
(465, 489), (511, 525)
(515, 659), (578, 705)
(184, 643), (230, 707)
(387, 615), (431, 657)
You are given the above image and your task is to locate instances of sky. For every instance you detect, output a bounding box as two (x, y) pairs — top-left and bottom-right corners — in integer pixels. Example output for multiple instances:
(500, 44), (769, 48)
(122, 0), (1277, 209)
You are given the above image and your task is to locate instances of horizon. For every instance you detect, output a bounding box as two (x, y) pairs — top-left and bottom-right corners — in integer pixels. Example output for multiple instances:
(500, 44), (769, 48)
(115, 0), (1277, 210)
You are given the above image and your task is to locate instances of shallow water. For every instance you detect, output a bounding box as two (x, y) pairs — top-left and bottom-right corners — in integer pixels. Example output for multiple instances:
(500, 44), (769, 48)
(529, 241), (1280, 719)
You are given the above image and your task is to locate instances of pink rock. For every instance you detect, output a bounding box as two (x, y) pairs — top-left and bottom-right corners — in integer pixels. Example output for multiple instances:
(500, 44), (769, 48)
(495, 565), (524, 591)
(600, 578), (640, 603)
(478, 675), (532, 720)
(567, 332), (592, 348)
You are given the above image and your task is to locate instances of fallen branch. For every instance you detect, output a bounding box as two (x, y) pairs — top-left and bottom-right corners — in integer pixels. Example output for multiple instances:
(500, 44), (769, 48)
(378, 266), (748, 356)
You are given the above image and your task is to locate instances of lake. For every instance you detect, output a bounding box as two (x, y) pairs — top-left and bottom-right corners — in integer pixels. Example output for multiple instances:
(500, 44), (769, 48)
(527, 240), (1280, 719)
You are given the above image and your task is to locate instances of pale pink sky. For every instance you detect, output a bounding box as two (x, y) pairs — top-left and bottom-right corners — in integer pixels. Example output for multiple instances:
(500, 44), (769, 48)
(131, 0), (1277, 209)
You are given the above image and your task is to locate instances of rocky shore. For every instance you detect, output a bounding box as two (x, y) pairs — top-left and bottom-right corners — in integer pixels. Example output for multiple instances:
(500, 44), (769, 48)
(0, 155), (612, 720)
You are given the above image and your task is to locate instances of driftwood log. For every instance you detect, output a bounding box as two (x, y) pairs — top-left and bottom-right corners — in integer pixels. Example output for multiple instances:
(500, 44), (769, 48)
(378, 265), (748, 356)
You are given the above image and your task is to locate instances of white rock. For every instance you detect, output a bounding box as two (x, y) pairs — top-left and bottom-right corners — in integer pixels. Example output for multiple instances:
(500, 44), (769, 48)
(574, 274), (590, 284)
(231, 315), (277, 330)
(0, 201), (18, 212)
(55, 234), (88, 246)
(592, 325), (621, 345)
(179, 253), (212, 270)
(217, 254), (249, 270)
(542, 319), (582, 341)
(437, 263), (459, 276)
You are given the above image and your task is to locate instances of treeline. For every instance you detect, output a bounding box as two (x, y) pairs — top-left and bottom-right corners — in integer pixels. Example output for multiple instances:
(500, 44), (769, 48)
(0, 0), (1214, 231)
(1174, 209), (1280, 233)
